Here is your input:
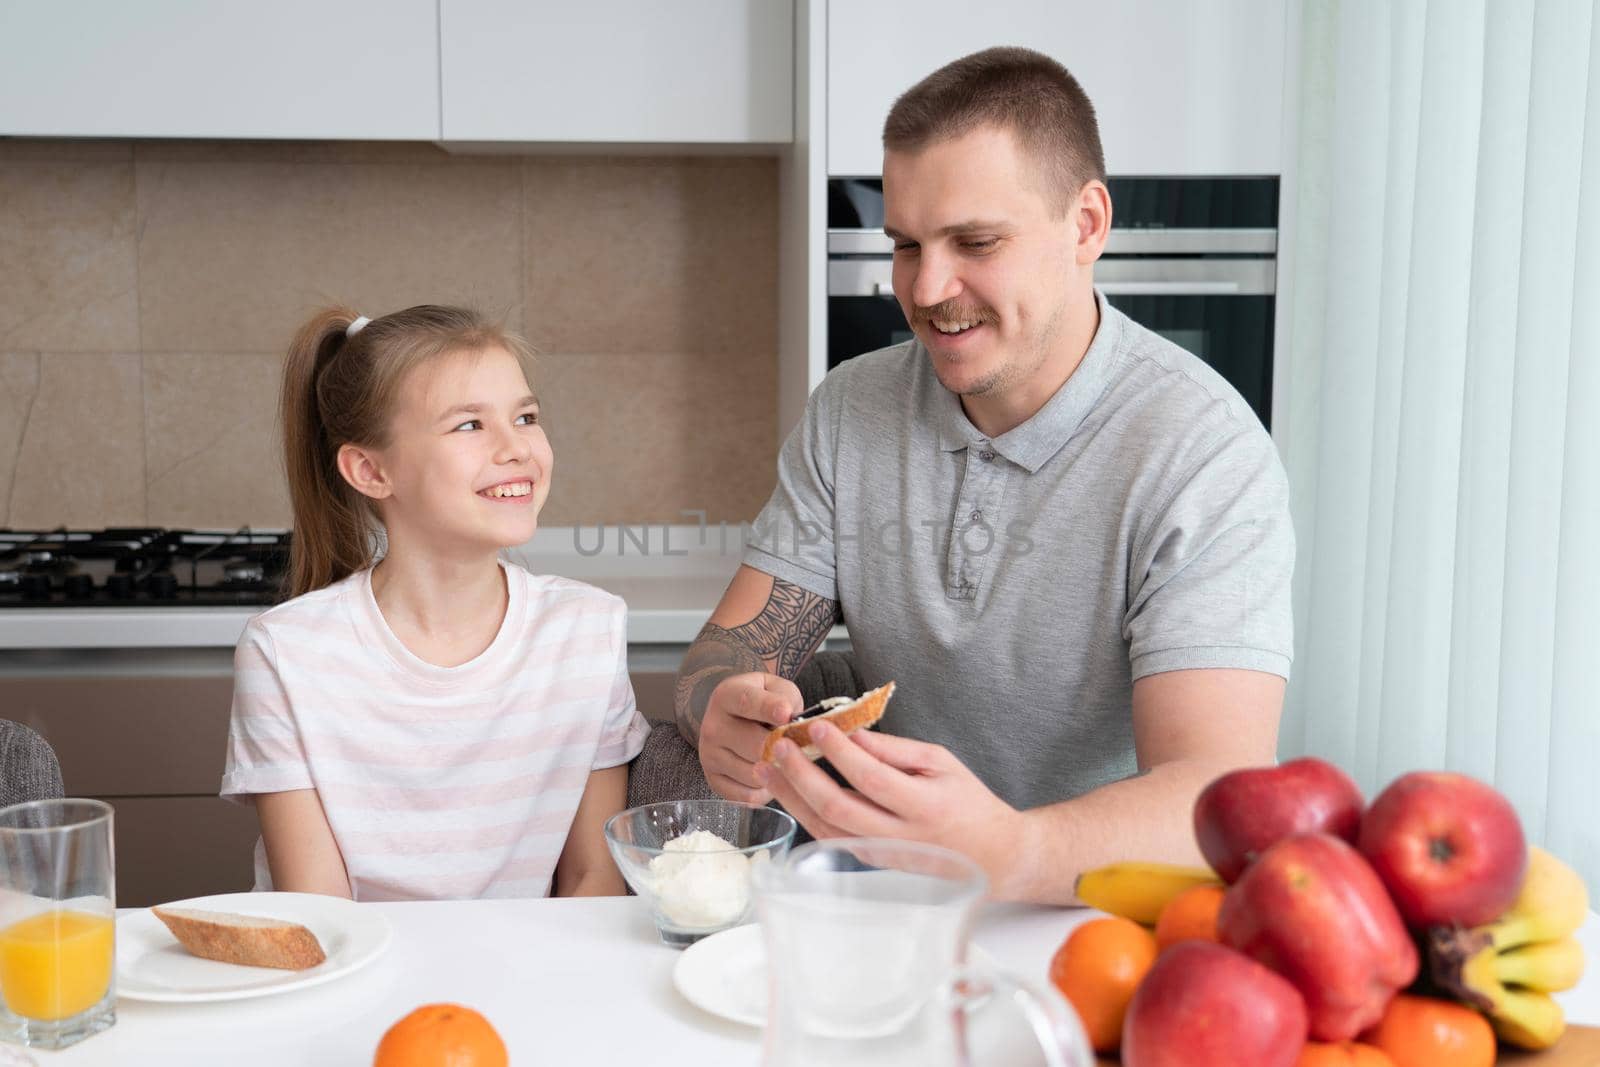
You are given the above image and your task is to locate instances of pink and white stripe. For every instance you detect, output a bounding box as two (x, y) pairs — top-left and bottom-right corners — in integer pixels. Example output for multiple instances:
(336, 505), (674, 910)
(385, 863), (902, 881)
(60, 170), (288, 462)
(221, 562), (650, 901)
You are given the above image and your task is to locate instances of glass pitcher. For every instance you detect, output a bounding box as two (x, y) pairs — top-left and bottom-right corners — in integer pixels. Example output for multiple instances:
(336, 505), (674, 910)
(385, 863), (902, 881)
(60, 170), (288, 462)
(751, 838), (1092, 1067)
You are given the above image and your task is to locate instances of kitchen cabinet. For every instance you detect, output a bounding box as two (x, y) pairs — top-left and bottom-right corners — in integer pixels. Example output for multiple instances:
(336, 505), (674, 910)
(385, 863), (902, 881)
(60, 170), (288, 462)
(110, 798), (261, 907)
(0, 0), (439, 139)
(8, 668), (256, 907)
(826, 0), (1288, 176)
(439, 0), (793, 144)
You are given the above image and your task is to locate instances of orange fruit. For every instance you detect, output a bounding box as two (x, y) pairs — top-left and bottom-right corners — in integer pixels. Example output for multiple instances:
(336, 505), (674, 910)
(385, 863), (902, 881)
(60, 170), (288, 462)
(1153, 884), (1226, 951)
(1361, 994), (1494, 1067)
(1047, 915), (1159, 1053)
(1297, 1040), (1397, 1067)
(373, 1003), (509, 1067)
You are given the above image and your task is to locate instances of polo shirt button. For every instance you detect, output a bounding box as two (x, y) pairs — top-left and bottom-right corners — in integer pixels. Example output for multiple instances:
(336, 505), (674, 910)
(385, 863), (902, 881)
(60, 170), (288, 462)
(979, 450), (995, 462)
(969, 510), (983, 522)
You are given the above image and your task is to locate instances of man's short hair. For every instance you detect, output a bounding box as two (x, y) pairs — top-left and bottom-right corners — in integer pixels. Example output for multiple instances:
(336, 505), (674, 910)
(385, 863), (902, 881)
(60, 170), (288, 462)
(882, 46), (1106, 213)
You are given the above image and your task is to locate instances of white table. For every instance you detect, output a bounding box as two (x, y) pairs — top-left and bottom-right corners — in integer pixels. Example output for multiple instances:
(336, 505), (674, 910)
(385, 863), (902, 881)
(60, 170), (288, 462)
(30, 899), (1600, 1065)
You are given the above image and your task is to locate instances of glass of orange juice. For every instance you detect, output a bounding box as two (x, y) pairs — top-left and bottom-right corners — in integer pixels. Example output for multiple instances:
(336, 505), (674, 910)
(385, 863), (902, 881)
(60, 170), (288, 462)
(0, 799), (115, 1049)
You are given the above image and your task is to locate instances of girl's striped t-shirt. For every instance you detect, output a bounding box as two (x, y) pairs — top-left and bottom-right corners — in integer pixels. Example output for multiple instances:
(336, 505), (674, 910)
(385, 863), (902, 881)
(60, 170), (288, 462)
(221, 562), (650, 901)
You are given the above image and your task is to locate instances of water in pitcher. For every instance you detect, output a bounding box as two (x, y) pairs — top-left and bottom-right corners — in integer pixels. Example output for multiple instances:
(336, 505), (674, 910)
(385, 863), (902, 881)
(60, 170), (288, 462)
(752, 840), (1092, 1067)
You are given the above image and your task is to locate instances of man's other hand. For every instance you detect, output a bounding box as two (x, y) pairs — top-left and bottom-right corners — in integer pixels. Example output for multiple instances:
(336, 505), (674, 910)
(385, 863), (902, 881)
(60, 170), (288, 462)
(756, 722), (1033, 899)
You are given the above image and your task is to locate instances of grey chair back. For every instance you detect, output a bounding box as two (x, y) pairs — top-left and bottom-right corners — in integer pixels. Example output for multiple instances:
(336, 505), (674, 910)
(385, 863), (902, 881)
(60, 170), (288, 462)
(0, 720), (65, 809)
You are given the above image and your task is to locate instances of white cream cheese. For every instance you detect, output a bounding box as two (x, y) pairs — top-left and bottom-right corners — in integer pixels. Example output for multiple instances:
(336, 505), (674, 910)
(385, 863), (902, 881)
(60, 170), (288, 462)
(648, 829), (762, 930)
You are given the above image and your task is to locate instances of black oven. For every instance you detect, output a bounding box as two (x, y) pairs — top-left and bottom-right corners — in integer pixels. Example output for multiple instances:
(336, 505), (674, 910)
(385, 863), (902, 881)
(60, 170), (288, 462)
(827, 177), (1278, 429)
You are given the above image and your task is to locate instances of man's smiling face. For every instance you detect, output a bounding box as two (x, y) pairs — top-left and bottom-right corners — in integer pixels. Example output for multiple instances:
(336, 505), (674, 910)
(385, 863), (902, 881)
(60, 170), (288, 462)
(883, 123), (1079, 401)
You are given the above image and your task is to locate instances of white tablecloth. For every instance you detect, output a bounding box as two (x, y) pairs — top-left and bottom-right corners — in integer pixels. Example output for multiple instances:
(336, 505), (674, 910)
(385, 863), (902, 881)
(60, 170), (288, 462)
(29, 898), (1600, 1065)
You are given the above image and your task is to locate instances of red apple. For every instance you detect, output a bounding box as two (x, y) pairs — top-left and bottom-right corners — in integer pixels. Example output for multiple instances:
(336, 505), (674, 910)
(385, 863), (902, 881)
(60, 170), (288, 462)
(1193, 757), (1364, 882)
(1122, 940), (1307, 1067)
(1220, 833), (1417, 1041)
(1357, 771), (1526, 928)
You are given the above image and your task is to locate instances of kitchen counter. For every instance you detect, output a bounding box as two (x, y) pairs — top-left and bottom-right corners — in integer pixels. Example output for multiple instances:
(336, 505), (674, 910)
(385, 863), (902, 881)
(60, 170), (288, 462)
(0, 572), (736, 650)
(0, 525), (846, 652)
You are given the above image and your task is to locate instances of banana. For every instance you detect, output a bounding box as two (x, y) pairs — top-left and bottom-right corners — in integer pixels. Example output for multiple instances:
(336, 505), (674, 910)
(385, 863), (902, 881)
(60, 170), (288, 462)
(1483, 846), (1589, 950)
(1429, 931), (1571, 1048)
(1489, 987), (1567, 1051)
(1429, 926), (1500, 1012)
(1074, 862), (1221, 926)
(1445, 933), (1586, 998)
(1426, 848), (1589, 1052)
(1495, 938), (1586, 993)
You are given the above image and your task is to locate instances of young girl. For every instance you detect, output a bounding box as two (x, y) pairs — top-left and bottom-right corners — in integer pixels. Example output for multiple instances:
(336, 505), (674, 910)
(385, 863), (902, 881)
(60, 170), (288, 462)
(221, 305), (648, 900)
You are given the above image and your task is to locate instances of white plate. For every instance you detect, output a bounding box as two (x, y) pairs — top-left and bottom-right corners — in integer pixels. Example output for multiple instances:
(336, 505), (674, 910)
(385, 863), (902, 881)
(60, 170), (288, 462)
(674, 923), (769, 1026)
(116, 891), (392, 1003)
(673, 923), (1000, 1029)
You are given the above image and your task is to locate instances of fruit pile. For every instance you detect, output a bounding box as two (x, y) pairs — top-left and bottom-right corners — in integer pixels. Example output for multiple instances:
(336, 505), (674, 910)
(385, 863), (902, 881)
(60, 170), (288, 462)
(1057, 760), (1590, 1067)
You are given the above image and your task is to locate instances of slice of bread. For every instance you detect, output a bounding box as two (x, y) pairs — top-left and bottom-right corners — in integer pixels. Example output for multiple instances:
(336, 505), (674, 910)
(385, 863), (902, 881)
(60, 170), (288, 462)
(151, 906), (327, 971)
(761, 680), (895, 763)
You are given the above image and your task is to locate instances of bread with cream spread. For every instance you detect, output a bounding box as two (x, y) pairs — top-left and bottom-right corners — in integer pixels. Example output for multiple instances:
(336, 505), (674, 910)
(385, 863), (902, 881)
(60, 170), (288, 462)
(761, 681), (895, 763)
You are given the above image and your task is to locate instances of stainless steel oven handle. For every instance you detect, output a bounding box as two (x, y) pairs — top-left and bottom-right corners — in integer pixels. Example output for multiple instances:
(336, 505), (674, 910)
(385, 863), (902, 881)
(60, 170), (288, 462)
(1093, 258), (1276, 295)
(829, 259), (895, 297)
(829, 257), (1275, 297)
(1096, 281), (1243, 295)
(828, 228), (1278, 256)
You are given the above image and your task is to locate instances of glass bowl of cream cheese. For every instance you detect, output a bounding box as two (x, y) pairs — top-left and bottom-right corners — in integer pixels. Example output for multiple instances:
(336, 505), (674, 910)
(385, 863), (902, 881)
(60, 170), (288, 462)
(605, 799), (798, 947)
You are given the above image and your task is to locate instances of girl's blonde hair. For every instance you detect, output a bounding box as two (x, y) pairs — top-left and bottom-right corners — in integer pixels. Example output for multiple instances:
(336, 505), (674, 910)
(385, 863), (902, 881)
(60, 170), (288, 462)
(280, 305), (536, 599)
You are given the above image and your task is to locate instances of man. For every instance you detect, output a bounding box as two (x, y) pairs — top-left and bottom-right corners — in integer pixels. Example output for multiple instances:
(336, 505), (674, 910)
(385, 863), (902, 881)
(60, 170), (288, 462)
(674, 47), (1293, 904)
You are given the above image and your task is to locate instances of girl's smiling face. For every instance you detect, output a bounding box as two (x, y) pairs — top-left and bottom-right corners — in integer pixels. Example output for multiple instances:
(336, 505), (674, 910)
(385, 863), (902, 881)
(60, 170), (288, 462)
(343, 345), (552, 556)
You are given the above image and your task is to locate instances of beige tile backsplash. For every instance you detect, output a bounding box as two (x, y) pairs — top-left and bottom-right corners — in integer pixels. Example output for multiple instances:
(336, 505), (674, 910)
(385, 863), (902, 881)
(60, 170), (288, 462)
(136, 159), (526, 351)
(0, 161), (140, 352)
(535, 348), (777, 527)
(0, 140), (779, 529)
(523, 158), (778, 355)
(142, 352), (291, 528)
(6, 353), (147, 528)
(0, 353), (42, 526)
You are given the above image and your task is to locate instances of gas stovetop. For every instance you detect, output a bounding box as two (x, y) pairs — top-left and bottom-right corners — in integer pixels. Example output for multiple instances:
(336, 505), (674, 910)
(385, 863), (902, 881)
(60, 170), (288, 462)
(0, 528), (289, 608)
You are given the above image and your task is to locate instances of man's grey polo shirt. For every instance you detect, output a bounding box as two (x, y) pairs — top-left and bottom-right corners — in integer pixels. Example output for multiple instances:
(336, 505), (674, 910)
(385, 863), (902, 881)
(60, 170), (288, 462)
(744, 292), (1294, 811)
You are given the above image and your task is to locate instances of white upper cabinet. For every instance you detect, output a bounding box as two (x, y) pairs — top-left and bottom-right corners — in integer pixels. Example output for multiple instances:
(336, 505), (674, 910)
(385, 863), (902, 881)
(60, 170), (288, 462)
(440, 0), (793, 144)
(0, 0), (440, 139)
(827, 0), (1287, 176)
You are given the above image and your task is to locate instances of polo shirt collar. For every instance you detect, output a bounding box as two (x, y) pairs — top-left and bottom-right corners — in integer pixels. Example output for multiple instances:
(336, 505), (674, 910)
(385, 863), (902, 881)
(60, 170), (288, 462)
(934, 289), (1126, 474)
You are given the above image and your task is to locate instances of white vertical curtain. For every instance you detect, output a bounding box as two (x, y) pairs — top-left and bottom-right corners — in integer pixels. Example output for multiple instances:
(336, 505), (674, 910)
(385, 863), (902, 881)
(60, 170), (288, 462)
(1278, 0), (1600, 893)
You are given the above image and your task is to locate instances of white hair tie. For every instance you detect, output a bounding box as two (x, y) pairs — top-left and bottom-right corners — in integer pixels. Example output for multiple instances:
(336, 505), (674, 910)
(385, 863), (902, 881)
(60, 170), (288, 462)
(346, 316), (371, 339)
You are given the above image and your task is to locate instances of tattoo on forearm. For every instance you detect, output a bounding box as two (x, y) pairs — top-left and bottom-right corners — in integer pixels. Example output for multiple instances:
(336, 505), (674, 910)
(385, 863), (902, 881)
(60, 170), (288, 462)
(673, 581), (841, 742)
(674, 627), (763, 742)
(734, 582), (841, 677)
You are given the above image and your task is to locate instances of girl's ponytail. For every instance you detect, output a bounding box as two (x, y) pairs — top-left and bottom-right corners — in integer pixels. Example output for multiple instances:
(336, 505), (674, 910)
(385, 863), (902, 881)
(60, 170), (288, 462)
(278, 304), (536, 600)
(280, 308), (378, 598)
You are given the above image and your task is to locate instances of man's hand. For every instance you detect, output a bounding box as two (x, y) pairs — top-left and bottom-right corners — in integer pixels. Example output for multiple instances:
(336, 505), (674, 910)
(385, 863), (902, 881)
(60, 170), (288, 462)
(755, 721), (1034, 899)
(698, 672), (804, 805)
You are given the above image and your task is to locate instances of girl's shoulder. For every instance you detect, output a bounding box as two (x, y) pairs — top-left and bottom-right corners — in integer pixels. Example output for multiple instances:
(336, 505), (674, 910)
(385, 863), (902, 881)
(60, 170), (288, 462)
(505, 563), (624, 613)
(242, 570), (366, 640)
(499, 566), (624, 652)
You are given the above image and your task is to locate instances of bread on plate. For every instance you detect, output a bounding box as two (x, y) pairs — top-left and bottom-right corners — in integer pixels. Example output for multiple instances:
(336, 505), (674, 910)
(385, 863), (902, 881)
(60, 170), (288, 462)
(151, 906), (327, 971)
